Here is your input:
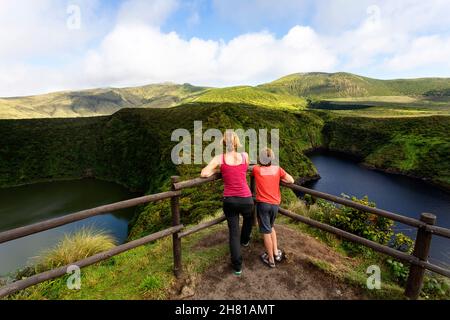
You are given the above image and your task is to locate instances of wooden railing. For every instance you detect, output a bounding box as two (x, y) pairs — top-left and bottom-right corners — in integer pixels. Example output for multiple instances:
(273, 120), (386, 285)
(0, 172), (449, 300)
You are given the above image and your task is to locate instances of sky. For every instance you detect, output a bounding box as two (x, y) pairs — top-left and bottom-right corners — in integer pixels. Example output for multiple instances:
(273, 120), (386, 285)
(1, 0), (450, 97)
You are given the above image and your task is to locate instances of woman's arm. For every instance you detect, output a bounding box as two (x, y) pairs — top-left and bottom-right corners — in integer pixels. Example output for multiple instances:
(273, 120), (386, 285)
(201, 155), (221, 178)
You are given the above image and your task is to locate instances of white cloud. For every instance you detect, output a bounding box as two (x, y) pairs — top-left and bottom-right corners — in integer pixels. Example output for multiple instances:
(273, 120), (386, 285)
(81, 24), (336, 88)
(385, 35), (450, 71)
(0, 0), (106, 61)
(1, 0), (450, 97)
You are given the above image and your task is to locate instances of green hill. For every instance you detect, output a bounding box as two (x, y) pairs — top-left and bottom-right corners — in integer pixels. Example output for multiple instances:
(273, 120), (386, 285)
(187, 86), (307, 110)
(2, 72), (450, 120)
(0, 83), (207, 119)
(259, 72), (450, 98)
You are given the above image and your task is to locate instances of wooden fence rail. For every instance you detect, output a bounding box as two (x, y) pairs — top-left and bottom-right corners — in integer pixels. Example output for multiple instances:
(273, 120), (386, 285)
(282, 182), (450, 239)
(0, 173), (449, 300)
(0, 190), (181, 245)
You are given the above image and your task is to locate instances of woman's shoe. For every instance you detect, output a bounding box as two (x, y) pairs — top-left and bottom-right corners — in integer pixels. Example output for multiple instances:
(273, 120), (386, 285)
(261, 253), (276, 268)
(241, 238), (251, 247)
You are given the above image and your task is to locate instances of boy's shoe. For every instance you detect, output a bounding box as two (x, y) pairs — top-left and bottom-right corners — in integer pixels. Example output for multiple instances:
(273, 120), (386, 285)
(261, 253), (276, 268)
(241, 239), (250, 247)
(233, 269), (242, 276)
(275, 249), (283, 262)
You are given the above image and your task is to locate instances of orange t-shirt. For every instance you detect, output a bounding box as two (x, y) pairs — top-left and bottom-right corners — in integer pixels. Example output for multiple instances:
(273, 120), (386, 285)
(252, 165), (287, 205)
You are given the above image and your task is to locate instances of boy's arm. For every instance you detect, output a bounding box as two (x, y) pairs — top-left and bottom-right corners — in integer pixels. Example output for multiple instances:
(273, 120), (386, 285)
(280, 167), (295, 184)
(281, 173), (295, 184)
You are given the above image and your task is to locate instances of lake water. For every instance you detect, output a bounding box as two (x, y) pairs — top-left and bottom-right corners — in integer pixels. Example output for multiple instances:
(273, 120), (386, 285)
(305, 152), (450, 268)
(0, 179), (137, 277)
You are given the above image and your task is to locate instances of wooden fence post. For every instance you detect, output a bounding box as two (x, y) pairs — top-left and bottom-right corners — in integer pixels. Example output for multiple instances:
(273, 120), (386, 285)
(171, 176), (182, 278)
(404, 212), (436, 299)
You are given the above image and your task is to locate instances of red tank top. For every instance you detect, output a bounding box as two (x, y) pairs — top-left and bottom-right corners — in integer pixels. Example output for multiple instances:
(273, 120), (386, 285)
(220, 153), (252, 198)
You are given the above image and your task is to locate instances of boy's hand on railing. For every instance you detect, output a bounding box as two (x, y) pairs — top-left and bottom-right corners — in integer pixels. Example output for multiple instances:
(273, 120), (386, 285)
(281, 173), (295, 184)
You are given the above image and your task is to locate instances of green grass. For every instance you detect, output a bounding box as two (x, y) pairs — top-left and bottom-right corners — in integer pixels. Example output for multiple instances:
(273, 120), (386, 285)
(7, 217), (229, 300)
(188, 86), (307, 110)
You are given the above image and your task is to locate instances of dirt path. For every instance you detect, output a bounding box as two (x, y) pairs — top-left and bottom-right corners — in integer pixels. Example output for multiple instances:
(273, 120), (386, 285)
(173, 224), (367, 300)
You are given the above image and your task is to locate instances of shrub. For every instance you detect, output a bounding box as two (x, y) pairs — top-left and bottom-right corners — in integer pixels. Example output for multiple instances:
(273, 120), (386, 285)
(421, 276), (450, 299)
(386, 258), (409, 285)
(392, 233), (414, 253)
(295, 195), (415, 258)
(328, 195), (394, 245)
(35, 227), (116, 272)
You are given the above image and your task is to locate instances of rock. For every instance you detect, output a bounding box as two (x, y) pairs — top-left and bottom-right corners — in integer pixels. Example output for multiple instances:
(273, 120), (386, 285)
(179, 285), (195, 299)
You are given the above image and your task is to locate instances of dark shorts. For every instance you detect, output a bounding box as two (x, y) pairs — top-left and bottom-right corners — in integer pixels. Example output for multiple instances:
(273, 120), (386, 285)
(257, 202), (279, 234)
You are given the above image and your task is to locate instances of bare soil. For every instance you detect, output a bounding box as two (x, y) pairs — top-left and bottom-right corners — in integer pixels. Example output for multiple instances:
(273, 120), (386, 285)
(172, 224), (368, 300)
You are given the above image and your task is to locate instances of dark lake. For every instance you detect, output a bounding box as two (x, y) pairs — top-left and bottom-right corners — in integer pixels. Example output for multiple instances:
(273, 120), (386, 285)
(305, 151), (450, 268)
(0, 179), (137, 277)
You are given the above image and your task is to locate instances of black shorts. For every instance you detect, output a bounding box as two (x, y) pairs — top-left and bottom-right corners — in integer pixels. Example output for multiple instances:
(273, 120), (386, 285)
(256, 202), (279, 234)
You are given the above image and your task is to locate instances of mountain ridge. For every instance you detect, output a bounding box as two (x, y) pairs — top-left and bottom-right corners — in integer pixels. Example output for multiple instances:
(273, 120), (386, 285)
(2, 72), (450, 119)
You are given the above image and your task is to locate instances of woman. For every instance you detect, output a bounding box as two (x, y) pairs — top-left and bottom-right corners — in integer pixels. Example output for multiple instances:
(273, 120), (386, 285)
(201, 131), (253, 276)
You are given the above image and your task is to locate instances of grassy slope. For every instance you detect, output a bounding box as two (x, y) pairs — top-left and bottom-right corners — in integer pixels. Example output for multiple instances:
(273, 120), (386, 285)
(260, 72), (450, 98)
(0, 210), (404, 300)
(0, 84), (207, 119)
(188, 86), (307, 110)
(8, 217), (229, 300)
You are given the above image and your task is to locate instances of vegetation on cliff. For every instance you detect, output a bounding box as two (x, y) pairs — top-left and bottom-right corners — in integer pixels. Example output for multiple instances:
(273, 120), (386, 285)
(319, 113), (450, 190)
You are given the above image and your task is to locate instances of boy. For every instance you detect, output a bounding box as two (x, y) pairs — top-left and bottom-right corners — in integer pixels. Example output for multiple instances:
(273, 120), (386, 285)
(252, 148), (295, 268)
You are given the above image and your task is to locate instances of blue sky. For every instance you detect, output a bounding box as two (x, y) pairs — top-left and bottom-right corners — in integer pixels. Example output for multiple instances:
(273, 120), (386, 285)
(1, 0), (450, 96)
(99, 0), (312, 41)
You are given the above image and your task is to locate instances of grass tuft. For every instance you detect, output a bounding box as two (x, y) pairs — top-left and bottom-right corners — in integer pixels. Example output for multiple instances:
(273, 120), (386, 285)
(35, 227), (116, 271)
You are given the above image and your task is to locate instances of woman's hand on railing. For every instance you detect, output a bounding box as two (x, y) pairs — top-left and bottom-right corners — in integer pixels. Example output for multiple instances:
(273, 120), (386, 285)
(201, 168), (220, 178)
(201, 156), (221, 177)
